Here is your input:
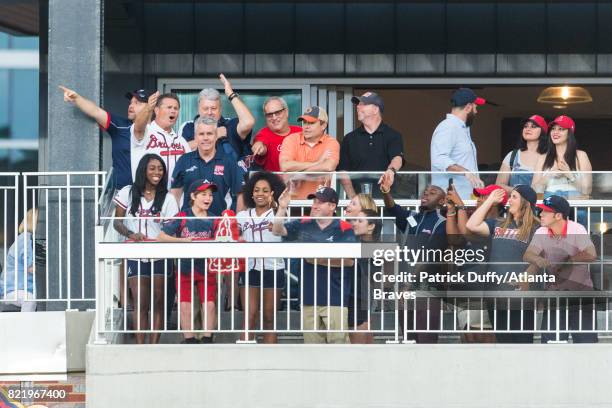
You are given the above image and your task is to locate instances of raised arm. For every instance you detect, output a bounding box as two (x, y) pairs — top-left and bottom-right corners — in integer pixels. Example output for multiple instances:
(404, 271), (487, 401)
(446, 186), (467, 246)
(219, 74), (255, 139)
(133, 91), (158, 141)
(466, 189), (504, 237)
(59, 85), (108, 127)
(271, 187), (290, 237)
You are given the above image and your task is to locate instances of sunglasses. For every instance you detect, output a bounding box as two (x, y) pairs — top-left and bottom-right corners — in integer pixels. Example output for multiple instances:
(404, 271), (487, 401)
(264, 108), (286, 119)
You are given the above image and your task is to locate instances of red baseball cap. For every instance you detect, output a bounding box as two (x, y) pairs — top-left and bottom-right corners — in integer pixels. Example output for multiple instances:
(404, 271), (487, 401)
(473, 184), (508, 206)
(549, 115), (575, 132)
(525, 115), (548, 134)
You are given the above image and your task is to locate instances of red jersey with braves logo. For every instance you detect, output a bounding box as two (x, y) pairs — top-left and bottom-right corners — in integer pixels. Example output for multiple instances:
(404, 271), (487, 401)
(131, 120), (191, 189)
(253, 125), (302, 171)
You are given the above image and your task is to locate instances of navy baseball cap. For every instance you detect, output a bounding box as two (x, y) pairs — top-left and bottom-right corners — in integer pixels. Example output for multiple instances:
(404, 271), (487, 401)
(450, 88), (486, 107)
(513, 184), (537, 207)
(307, 186), (338, 204)
(125, 89), (152, 103)
(189, 179), (218, 194)
(537, 195), (570, 217)
(351, 91), (384, 112)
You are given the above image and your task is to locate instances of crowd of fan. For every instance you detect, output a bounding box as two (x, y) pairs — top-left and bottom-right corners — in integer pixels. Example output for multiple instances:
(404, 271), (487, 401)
(0, 75), (600, 346)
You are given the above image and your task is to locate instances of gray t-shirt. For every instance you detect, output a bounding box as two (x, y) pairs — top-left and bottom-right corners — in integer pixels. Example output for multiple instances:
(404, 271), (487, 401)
(485, 218), (536, 291)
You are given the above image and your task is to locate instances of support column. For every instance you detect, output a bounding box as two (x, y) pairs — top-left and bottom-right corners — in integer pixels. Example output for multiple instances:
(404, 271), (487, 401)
(40, 0), (103, 310)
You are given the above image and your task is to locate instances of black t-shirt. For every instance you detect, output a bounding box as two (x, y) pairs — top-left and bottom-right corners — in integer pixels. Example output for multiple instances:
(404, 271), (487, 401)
(339, 123), (405, 196)
(339, 123), (405, 171)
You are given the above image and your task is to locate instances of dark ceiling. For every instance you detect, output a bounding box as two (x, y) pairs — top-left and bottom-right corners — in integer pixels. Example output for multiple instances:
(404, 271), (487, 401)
(0, 1), (38, 35)
(105, 1), (612, 54)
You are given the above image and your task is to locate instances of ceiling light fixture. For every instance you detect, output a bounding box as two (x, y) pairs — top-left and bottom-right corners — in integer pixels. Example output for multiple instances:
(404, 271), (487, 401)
(537, 86), (593, 105)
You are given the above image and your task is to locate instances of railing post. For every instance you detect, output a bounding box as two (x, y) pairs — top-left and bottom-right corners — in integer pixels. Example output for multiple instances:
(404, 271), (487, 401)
(94, 225), (107, 345)
(66, 174), (72, 310)
(237, 258), (256, 344)
(547, 295), (568, 344)
(386, 258), (400, 344)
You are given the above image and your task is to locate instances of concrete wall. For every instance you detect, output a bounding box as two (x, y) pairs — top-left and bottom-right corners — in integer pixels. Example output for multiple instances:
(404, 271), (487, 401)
(87, 344), (612, 408)
(0, 310), (93, 377)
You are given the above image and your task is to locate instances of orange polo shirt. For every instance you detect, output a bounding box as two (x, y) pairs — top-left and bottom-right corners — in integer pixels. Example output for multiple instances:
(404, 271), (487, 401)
(279, 132), (340, 199)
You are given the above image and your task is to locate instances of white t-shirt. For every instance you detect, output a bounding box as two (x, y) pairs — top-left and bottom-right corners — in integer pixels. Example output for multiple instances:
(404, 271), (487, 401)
(130, 121), (191, 189)
(114, 185), (179, 240)
(236, 208), (285, 272)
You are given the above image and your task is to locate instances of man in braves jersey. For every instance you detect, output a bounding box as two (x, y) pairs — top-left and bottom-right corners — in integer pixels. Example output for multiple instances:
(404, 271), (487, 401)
(251, 96), (302, 172)
(178, 74), (255, 161)
(59, 85), (151, 189)
(132, 92), (191, 190)
(171, 116), (245, 215)
(272, 186), (356, 344)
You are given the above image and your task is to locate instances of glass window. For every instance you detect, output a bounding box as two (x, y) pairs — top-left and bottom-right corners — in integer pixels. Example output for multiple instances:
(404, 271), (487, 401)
(11, 70), (39, 139)
(0, 69), (8, 137)
(0, 34), (39, 172)
(0, 149), (37, 171)
(10, 36), (39, 50)
(174, 89), (302, 138)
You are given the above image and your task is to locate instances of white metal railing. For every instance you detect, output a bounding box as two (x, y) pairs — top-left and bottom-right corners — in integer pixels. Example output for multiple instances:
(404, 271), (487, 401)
(94, 226), (612, 345)
(0, 171), (106, 311)
(0, 173), (22, 309)
(2, 169), (611, 347)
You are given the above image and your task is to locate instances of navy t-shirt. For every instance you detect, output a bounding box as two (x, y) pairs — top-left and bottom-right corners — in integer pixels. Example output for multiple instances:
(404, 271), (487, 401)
(103, 112), (133, 189)
(161, 207), (215, 274)
(284, 218), (357, 306)
(178, 115), (253, 161)
(171, 149), (246, 214)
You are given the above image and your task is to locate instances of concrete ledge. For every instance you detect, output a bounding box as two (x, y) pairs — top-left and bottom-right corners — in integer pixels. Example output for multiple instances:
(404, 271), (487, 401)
(66, 310), (94, 371)
(86, 344), (612, 407)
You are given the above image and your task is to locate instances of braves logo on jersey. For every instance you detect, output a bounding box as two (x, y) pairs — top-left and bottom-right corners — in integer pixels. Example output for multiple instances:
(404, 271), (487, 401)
(146, 132), (186, 156)
(241, 219), (270, 235)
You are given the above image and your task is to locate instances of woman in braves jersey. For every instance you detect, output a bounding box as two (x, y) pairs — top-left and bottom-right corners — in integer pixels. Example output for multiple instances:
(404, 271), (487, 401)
(158, 179), (217, 344)
(236, 171), (286, 343)
(113, 153), (179, 344)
